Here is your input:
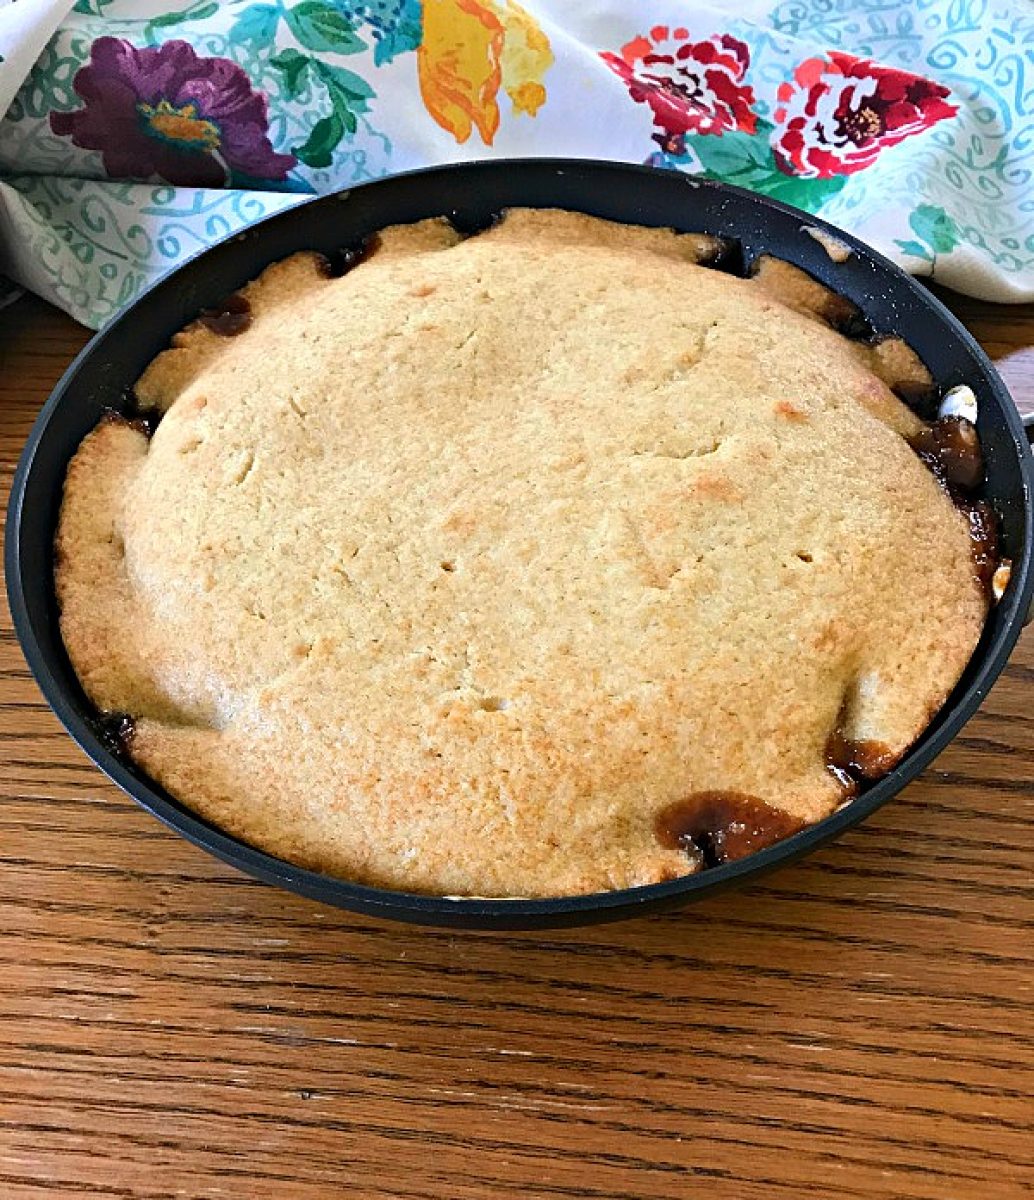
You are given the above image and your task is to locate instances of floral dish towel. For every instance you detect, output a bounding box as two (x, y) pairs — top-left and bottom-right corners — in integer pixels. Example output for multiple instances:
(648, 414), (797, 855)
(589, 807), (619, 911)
(0, 0), (1031, 328)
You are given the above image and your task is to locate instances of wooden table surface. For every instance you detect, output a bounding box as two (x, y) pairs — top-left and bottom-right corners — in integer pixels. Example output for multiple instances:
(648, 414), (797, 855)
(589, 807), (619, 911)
(0, 292), (1031, 1200)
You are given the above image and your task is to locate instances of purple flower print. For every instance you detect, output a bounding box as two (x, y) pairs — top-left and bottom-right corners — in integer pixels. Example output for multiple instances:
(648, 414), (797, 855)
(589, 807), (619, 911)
(50, 37), (296, 187)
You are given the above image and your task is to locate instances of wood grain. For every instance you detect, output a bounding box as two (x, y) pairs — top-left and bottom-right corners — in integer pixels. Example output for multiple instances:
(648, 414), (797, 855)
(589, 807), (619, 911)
(0, 292), (1031, 1200)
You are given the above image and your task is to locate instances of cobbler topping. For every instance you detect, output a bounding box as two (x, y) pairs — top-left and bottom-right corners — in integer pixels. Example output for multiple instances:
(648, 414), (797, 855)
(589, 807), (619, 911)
(53, 211), (996, 896)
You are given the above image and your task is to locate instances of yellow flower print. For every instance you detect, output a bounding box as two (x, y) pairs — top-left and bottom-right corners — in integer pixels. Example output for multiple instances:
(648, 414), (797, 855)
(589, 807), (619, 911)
(499, 1), (552, 116)
(418, 0), (553, 145)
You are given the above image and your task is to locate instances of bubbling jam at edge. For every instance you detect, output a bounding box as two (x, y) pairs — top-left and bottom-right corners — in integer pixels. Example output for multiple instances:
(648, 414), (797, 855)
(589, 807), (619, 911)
(825, 728), (898, 782)
(655, 791), (806, 868)
(908, 414), (1003, 598)
(95, 712), (136, 756)
(960, 499), (999, 595)
(199, 292), (252, 336)
(315, 233), (382, 279)
(910, 415), (984, 491)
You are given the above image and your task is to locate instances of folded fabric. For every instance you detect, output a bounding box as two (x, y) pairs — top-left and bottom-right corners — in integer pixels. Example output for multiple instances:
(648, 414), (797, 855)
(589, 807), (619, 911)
(0, 0), (1031, 328)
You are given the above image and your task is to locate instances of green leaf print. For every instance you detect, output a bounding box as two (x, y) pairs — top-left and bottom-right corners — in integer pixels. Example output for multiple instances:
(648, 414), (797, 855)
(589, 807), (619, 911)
(271, 48), (312, 99)
(315, 60), (375, 107)
(908, 205), (960, 255)
(691, 129), (771, 179)
(749, 172), (846, 211)
(286, 1), (366, 55)
(689, 125), (846, 214)
(277, 56), (373, 166)
(295, 111), (346, 169)
(230, 3), (282, 48)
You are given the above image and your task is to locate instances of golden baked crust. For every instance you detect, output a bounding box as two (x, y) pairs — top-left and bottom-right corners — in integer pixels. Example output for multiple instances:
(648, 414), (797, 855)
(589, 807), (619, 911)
(56, 209), (987, 897)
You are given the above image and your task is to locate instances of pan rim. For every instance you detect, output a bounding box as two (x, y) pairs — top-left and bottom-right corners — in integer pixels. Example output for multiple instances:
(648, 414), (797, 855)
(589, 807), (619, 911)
(6, 159), (1034, 928)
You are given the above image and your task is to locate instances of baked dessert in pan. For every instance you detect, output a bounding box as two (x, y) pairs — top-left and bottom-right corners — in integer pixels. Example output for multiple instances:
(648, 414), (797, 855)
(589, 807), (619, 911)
(55, 209), (994, 897)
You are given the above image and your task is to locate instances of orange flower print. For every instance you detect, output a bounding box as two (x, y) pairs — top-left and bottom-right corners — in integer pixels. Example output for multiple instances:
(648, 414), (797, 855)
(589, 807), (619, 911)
(418, 0), (553, 145)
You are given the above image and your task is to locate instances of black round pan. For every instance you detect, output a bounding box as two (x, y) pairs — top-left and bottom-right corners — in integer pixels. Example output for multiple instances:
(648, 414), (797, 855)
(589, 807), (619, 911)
(6, 160), (1034, 929)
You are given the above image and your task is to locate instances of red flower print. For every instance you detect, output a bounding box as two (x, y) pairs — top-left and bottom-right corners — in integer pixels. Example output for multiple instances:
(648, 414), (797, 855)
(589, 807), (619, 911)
(771, 51), (957, 179)
(601, 26), (757, 143)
